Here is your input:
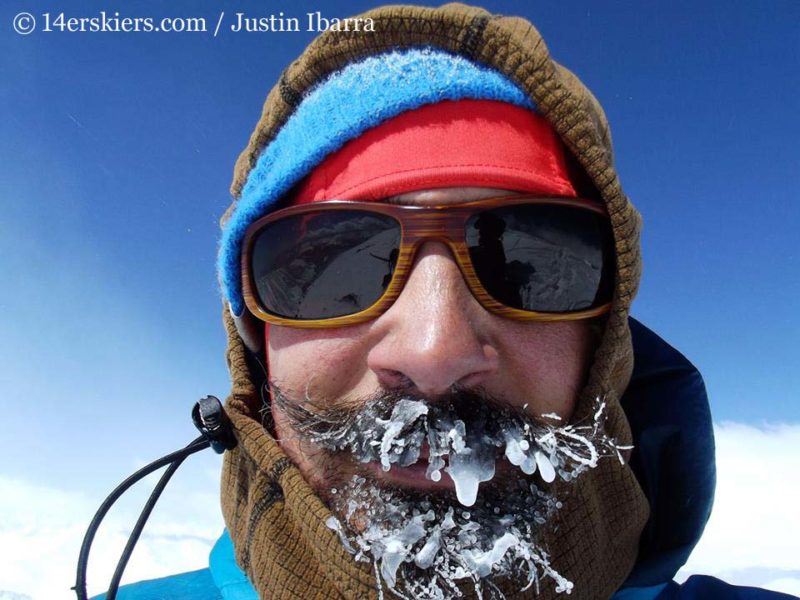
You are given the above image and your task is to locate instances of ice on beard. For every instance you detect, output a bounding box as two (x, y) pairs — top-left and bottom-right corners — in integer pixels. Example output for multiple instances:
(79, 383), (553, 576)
(503, 425), (538, 475)
(463, 532), (519, 578)
(446, 426), (496, 507)
(535, 450), (556, 482)
(324, 398), (595, 507)
(314, 395), (629, 599)
(328, 475), (570, 600)
(373, 400), (556, 504)
(379, 511), (432, 588)
(413, 527), (441, 569)
(376, 400), (429, 471)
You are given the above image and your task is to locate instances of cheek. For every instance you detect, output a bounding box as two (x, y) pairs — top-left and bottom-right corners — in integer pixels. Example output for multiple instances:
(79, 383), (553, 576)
(269, 320), (593, 413)
(494, 321), (592, 417)
(267, 324), (373, 403)
(268, 324), (371, 491)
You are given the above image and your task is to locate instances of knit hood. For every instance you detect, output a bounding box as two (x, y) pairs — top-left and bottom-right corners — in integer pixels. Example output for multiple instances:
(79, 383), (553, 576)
(217, 3), (649, 599)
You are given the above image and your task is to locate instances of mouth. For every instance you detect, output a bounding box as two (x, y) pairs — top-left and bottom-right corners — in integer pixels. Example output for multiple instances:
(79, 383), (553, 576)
(362, 442), (455, 491)
(293, 394), (615, 507)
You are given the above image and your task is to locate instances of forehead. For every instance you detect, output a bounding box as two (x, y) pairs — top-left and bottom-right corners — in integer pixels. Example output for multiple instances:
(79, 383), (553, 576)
(382, 187), (519, 206)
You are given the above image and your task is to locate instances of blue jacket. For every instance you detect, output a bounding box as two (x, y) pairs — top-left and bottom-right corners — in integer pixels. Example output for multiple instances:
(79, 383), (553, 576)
(92, 319), (797, 599)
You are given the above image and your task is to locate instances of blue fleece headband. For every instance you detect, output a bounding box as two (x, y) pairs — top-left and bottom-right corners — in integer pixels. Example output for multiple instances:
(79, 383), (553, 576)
(219, 47), (536, 316)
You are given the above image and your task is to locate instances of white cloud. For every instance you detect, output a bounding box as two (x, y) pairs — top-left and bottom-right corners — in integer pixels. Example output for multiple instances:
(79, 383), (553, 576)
(2, 423), (799, 599)
(679, 422), (800, 595)
(0, 462), (224, 600)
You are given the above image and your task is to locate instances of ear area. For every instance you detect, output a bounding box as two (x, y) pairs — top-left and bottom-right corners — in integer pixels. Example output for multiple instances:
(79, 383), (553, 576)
(230, 304), (264, 353)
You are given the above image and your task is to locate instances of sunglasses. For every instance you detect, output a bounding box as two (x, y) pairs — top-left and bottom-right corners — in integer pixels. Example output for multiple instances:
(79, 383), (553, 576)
(241, 195), (614, 328)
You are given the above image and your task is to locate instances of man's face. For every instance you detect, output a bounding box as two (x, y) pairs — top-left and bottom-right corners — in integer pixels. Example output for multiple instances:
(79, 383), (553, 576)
(262, 186), (604, 596)
(267, 186), (593, 497)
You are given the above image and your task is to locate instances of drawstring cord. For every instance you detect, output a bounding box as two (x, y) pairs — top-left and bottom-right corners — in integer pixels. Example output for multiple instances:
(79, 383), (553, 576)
(73, 396), (236, 600)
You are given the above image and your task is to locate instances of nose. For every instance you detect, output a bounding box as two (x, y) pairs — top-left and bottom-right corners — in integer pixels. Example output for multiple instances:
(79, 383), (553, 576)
(367, 241), (500, 396)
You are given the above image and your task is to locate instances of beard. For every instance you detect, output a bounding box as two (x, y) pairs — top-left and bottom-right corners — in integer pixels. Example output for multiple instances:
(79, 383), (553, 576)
(269, 385), (627, 599)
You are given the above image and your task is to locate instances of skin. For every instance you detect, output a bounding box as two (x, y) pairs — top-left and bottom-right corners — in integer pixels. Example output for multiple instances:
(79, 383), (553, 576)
(268, 187), (594, 496)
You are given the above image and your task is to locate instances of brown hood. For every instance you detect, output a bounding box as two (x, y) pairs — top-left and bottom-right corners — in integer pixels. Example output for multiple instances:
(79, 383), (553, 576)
(219, 3), (648, 598)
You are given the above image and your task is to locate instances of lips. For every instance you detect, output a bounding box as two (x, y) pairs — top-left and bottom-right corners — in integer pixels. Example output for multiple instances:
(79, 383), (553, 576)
(361, 448), (525, 501)
(364, 457), (455, 491)
(360, 441), (453, 490)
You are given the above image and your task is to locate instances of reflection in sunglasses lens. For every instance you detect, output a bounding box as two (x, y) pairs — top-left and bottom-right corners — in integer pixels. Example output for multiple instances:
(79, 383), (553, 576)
(251, 211), (401, 319)
(466, 205), (612, 312)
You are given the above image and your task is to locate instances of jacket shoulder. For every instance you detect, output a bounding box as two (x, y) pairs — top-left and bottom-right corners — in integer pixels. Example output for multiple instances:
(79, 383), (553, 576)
(658, 576), (798, 599)
(89, 568), (222, 600)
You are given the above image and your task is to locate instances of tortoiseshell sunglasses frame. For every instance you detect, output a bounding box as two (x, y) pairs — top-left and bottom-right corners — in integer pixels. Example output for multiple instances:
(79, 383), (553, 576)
(241, 195), (613, 328)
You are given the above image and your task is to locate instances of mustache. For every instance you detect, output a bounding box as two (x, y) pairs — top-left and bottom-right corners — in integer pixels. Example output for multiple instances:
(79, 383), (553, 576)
(273, 385), (510, 443)
(269, 384), (625, 507)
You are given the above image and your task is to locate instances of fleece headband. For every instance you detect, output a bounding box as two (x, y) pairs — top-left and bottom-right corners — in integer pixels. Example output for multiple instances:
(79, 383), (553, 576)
(291, 98), (577, 203)
(219, 47), (537, 317)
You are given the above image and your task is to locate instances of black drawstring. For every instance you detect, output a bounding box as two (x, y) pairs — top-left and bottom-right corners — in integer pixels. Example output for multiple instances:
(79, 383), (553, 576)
(73, 396), (235, 600)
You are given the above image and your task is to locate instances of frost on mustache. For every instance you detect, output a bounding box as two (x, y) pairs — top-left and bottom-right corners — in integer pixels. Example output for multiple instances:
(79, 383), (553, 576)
(308, 397), (626, 506)
(300, 395), (630, 599)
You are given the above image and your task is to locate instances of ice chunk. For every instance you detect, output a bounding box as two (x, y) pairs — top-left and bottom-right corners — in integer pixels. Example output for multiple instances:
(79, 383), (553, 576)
(398, 429), (425, 467)
(398, 517), (427, 545)
(441, 508), (456, 531)
(460, 521), (481, 533)
(521, 454), (537, 476)
(504, 434), (527, 466)
(462, 532), (518, 578)
(380, 540), (406, 589)
(503, 426), (539, 475)
(447, 434), (496, 507)
(325, 516), (357, 555)
(425, 455), (446, 481)
(535, 451), (556, 483)
(427, 426), (451, 458)
(379, 514), (428, 589)
(447, 420), (468, 453)
(414, 528), (441, 569)
(377, 400), (428, 470)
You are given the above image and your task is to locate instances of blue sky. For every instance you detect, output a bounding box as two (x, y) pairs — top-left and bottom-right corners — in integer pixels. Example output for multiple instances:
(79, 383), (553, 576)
(1, 1), (798, 597)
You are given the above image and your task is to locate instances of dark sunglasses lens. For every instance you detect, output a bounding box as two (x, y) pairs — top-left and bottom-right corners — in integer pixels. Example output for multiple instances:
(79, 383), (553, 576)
(250, 210), (401, 320)
(466, 204), (613, 312)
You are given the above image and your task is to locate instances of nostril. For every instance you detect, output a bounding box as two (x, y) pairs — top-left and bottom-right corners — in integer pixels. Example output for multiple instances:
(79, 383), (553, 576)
(375, 368), (414, 390)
